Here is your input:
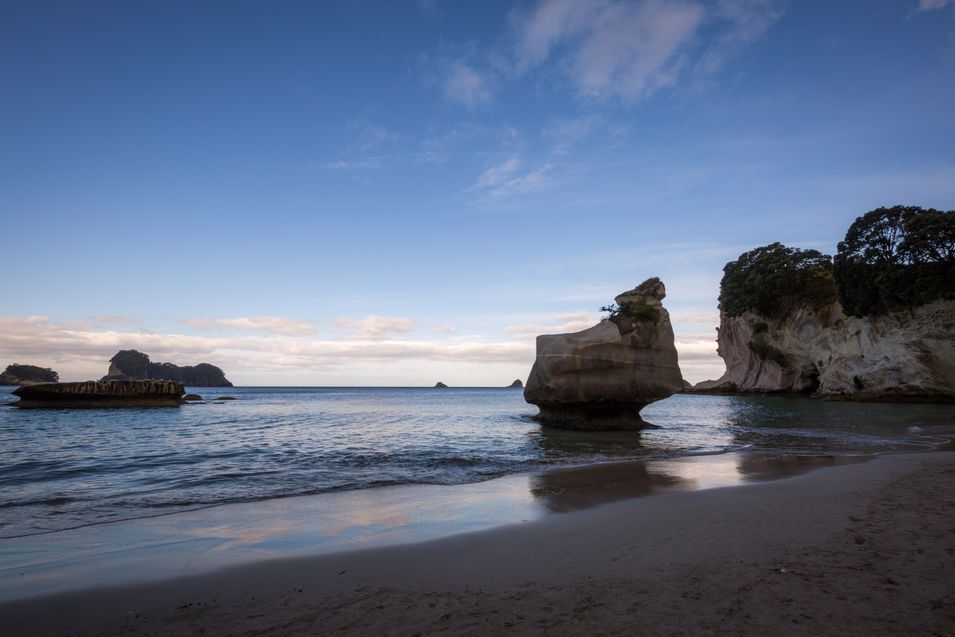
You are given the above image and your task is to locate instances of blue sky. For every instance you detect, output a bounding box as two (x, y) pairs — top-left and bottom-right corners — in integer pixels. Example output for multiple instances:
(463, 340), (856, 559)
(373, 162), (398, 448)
(2, 0), (954, 385)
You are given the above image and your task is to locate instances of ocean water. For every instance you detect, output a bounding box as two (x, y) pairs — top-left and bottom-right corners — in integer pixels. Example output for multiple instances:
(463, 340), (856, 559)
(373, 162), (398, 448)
(1, 386), (952, 539)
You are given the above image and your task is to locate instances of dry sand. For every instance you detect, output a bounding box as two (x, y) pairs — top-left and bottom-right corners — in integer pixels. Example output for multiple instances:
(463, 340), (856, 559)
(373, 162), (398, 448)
(3, 451), (954, 636)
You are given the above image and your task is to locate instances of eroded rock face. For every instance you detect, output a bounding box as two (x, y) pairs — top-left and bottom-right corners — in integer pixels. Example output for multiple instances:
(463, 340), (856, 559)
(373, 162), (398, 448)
(693, 300), (955, 402)
(523, 278), (684, 430)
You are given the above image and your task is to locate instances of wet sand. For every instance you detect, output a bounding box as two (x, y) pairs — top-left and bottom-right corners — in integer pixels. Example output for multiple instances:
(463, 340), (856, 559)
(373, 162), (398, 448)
(3, 451), (953, 636)
(0, 452), (865, 602)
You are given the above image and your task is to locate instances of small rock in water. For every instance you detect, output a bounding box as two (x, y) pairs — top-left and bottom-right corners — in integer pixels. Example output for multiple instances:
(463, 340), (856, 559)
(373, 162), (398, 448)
(183, 393), (202, 401)
(215, 396), (236, 400)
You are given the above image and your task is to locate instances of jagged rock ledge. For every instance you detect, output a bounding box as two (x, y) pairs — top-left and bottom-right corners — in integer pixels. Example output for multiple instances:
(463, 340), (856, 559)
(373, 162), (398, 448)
(11, 380), (186, 409)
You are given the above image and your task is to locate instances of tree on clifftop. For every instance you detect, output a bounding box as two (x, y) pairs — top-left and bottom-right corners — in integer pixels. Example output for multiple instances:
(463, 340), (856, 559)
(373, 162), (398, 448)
(834, 206), (955, 317)
(719, 243), (836, 319)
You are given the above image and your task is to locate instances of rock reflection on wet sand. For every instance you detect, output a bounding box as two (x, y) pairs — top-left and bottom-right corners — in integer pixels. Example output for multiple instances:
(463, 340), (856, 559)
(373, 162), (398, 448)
(530, 453), (872, 513)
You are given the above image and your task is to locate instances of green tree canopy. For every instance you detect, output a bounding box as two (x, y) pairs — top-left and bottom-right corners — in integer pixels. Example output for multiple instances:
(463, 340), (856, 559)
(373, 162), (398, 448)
(834, 206), (955, 316)
(719, 243), (836, 318)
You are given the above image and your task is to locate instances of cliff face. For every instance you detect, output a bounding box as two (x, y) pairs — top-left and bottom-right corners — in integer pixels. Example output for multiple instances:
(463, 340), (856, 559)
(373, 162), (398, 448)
(0, 364), (59, 386)
(695, 300), (955, 402)
(102, 350), (233, 387)
(524, 278), (684, 429)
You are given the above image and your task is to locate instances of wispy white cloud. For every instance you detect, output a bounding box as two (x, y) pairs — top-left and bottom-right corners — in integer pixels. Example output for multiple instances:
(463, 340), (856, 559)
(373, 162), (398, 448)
(541, 115), (600, 153)
(511, 0), (705, 102)
(443, 59), (495, 108)
(416, 0), (440, 19)
(0, 314), (724, 384)
(88, 315), (140, 325)
(670, 310), (720, 325)
(0, 316), (535, 384)
(349, 121), (400, 151)
(414, 122), (520, 164)
(320, 157), (386, 171)
(504, 312), (598, 340)
(421, 0), (783, 108)
(218, 317), (317, 337)
(695, 0), (785, 76)
(674, 332), (722, 383)
(180, 316), (317, 337)
(335, 315), (417, 340)
(429, 323), (456, 333)
(470, 155), (555, 201)
(916, 0), (955, 11)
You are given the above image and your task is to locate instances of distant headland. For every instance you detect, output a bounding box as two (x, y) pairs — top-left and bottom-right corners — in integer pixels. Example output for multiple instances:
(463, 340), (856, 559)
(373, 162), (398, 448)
(102, 350), (233, 387)
(0, 364), (59, 386)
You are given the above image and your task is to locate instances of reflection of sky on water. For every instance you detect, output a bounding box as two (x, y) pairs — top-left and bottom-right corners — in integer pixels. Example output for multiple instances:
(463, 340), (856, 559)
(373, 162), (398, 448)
(3, 389), (953, 539)
(0, 449), (886, 603)
(0, 475), (541, 602)
(1, 392), (952, 602)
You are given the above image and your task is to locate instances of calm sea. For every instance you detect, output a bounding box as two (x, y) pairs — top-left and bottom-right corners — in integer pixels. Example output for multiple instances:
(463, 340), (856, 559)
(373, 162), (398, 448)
(1, 386), (952, 538)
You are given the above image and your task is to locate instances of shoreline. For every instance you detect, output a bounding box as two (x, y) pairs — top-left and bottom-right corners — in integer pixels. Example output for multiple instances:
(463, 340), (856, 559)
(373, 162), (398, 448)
(3, 450), (954, 635)
(0, 450), (878, 603)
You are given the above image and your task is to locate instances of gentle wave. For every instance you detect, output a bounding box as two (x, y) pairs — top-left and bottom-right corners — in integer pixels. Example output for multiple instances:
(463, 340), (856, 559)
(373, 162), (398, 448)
(1, 387), (953, 538)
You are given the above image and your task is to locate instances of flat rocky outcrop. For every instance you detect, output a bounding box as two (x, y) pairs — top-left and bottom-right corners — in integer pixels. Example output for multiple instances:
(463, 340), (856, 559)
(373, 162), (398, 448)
(692, 300), (955, 402)
(524, 278), (684, 430)
(0, 364), (59, 386)
(102, 350), (233, 387)
(12, 380), (186, 408)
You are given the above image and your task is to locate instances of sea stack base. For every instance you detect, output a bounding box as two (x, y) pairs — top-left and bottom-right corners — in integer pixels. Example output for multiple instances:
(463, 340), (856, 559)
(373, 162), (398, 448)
(12, 380), (186, 409)
(535, 402), (649, 431)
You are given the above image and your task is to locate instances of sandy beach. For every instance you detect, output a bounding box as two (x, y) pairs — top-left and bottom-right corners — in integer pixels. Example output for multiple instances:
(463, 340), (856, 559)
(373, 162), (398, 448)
(3, 450), (953, 636)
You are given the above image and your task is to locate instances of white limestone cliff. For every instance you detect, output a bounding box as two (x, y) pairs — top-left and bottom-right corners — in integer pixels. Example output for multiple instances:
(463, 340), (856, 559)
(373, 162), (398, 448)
(693, 300), (955, 402)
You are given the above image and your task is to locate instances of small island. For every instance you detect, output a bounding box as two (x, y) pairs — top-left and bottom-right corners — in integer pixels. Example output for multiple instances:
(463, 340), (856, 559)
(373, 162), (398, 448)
(4, 351), (235, 408)
(103, 350), (233, 387)
(0, 364), (59, 386)
(434, 381), (448, 388)
(508, 379), (523, 388)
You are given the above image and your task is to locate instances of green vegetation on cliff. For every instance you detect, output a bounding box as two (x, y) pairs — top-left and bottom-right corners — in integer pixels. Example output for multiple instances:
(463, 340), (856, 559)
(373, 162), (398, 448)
(834, 206), (955, 317)
(719, 206), (954, 320)
(719, 243), (836, 318)
(0, 364), (59, 385)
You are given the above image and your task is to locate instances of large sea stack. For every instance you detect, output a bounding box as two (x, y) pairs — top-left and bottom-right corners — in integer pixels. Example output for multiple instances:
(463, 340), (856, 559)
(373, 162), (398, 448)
(102, 350), (233, 387)
(692, 207), (955, 402)
(12, 380), (185, 408)
(524, 277), (684, 430)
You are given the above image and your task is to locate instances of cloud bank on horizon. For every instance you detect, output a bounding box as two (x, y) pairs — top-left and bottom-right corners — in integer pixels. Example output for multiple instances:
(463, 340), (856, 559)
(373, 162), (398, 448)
(1, 0), (953, 385)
